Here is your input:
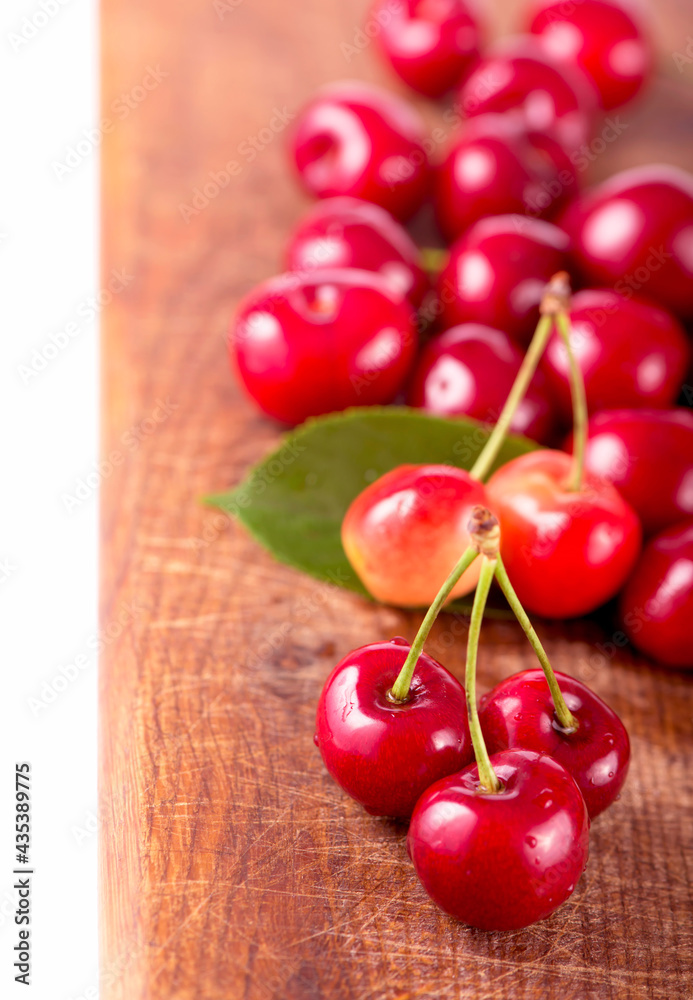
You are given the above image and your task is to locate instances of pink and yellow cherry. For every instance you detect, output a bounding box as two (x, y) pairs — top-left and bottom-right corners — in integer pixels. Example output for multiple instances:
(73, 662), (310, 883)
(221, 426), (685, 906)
(434, 113), (577, 242)
(619, 519), (693, 669)
(566, 408), (693, 536)
(314, 638), (473, 817)
(486, 449), (642, 618)
(561, 164), (693, 319)
(407, 749), (590, 929)
(230, 268), (416, 425)
(479, 668), (630, 817)
(458, 35), (597, 153)
(528, 0), (652, 110)
(540, 289), (690, 420)
(437, 215), (570, 345)
(289, 80), (431, 221)
(284, 196), (429, 308)
(342, 464), (489, 606)
(371, 0), (482, 98)
(408, 323), (556, 443)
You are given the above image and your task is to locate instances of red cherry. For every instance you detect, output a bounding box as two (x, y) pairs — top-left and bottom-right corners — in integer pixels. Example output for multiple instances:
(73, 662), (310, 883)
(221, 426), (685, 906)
(561, 164), (693, 319)
(437, 215), (570, 344)
(230, 269), (416, 424)
(407, 748), (589, 929)
(434, 113), (578, 242)
(458, 36), (597, 153)
(342, 464), (489, 606)
(284, 196), (429, 308)
(371, 0), (482, 98)
(619, 520), (693, 669)
(528, 0), (652, 110)
(540, 289), (690, 421)
(289, 80), (431, 220)
(314, 638), (473, 817)
(408, 323), (556, 442)
(479, 668), (630, 818)
(487, 449), (642, 618)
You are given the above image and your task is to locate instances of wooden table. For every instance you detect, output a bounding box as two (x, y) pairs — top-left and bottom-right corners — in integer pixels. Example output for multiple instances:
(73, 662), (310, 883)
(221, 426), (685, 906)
(101, 2), (693, 996)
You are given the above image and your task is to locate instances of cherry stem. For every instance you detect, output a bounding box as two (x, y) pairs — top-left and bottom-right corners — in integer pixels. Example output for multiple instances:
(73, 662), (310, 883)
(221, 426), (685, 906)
(494, 554), (578, 732)
(465, 555), (501, 793)
(555, 309), (587, 493)
(389, 546), (479, 703)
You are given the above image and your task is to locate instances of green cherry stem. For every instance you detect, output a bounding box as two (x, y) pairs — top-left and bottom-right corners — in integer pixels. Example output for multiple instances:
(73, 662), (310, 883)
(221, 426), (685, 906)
(494, 553), (578, 732)
(465, 554), (501, 793)
(555, 308), (588, 493)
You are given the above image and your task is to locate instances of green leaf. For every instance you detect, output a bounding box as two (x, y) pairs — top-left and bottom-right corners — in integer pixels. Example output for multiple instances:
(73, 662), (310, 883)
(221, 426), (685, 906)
(205, 406), (537, 608)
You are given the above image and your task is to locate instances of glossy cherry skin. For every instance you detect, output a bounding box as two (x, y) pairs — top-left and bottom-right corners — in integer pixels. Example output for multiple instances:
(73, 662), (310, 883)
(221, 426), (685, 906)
(314, 638), (473, 817)
(407, 749), (589, 930)
(561, 165), (693, 319)
(565, 409), (693, 536)
(434, 114), (577, 242)
(619, 520), (693, 669)
(372, 0), (482, 98)
(290, 80), (431, 221)
(479, 669), (630, 818)
(528, 0), (652, 110)
(540, 289), (690, 421)
(437, 215), (570, 345)
(458, 36), (597, 153)
(285, 197), (429, 308)
(408, 323), (555, 442)
(342, 464), (489, 606)
(487, 449), (642, 619)
(230, 268), (416, 424)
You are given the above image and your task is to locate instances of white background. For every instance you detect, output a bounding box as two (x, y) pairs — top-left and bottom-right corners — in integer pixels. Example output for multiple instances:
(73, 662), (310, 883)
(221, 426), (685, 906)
(0, 0), (99, 998)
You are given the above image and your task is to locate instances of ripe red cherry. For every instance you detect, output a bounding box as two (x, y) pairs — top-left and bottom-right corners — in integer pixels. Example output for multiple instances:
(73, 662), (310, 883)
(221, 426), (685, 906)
(408, 323), (556, 442)
(230, 269), (416, 424)
(567, 409), (693, 536)
(289, 81), (431, 221)
(479, 668), (630, 818)
(487, 450), (642, 618)
(528, 0), (652, 110)
(437, 215), (570, 344)
(285, 197), (429, 308)
(458, 36), (597, 153)
(371, 0), (482, 98)
(342, 464), (489, 606)
(314, 638), (473, 817)
(619, 520), (693, 669)
(561, 164), (693, 319)
(407, 749), (589, 929)
(434, 114), (577, 242)
(540, 289), (690, 421)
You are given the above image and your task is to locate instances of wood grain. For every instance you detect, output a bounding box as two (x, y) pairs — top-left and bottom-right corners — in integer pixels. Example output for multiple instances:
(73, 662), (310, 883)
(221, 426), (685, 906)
(100, 2), (693, 997)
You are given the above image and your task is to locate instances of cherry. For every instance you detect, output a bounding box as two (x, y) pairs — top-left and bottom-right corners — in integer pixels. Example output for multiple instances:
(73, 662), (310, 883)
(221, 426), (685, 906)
(528, 0), (652, 110)
(486, 449), (642, 618)
(479, 668), (630, 818)
(434, 113), (578, 242)
(371, 0), (482, 98)
(289, 80), (431, 221)
(565, 408), (693, 536)
(407, 748), (590, 929)
(458, 36), (597, 153)
(284, 196), (429, 308)
(314, 638), (473, 817)
(342, 464), (489, 606)
(540, 289), (690, 421)
(619, 519), (693, 669)
(230, 268), (416, 424)
(436, 215), (570, 345)
(408, 322), (556, 442)
(561, 164), (693, 319)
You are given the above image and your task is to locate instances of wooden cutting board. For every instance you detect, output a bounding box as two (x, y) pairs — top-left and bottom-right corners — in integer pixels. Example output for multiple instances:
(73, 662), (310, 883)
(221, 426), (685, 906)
(100, 1), (693, 997)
